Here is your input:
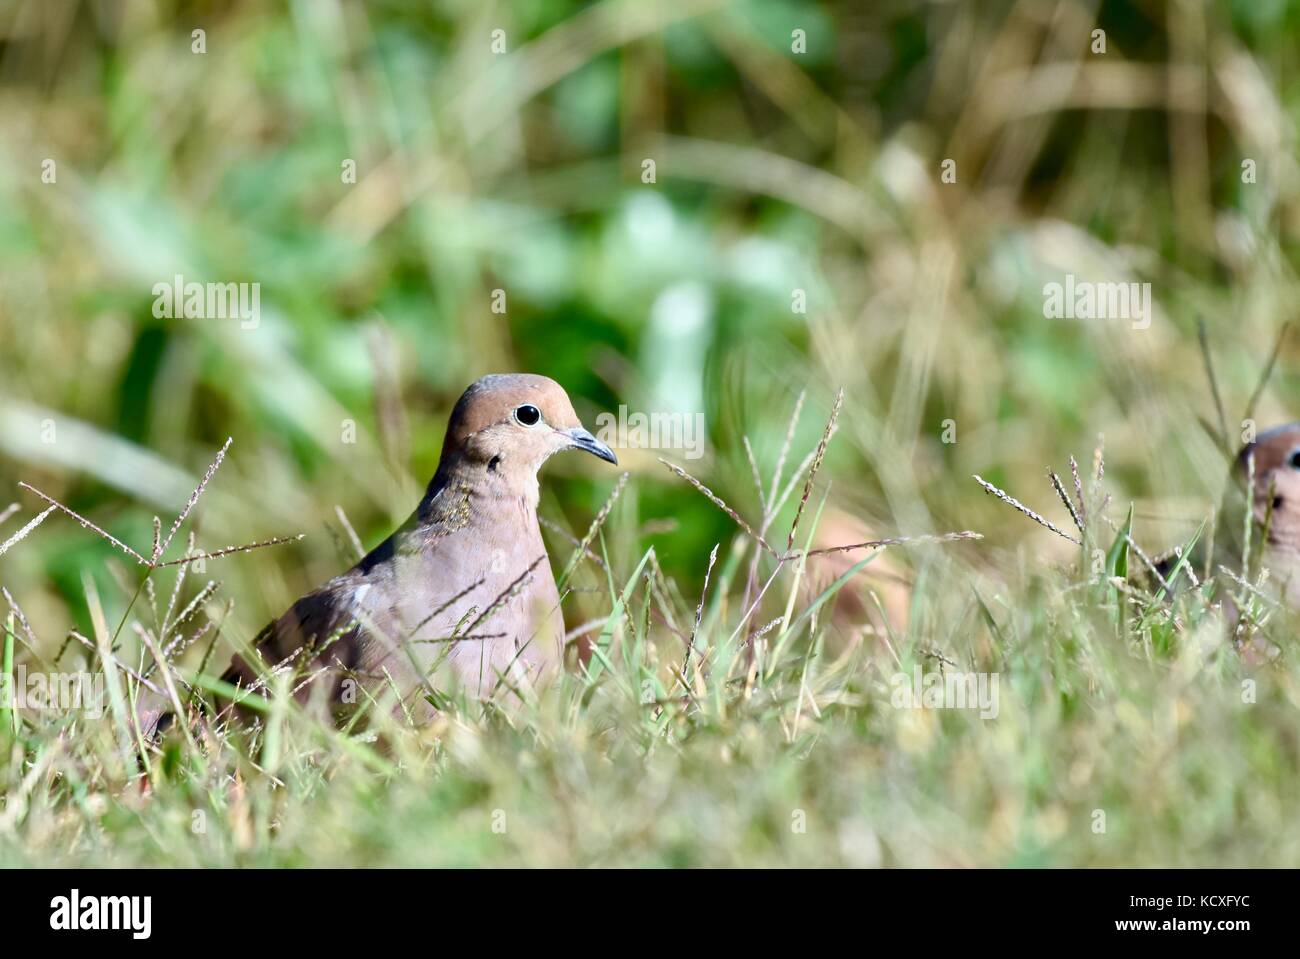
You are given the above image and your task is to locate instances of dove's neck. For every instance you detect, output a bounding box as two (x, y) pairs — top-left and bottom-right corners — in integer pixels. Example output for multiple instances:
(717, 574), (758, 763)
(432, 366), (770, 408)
(417, 454), (542, 528)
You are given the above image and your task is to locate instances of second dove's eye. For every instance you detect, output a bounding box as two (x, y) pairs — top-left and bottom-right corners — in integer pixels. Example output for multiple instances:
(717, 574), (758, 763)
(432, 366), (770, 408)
(513, 404), (542, 427)
(1289, 449), (1300, 469)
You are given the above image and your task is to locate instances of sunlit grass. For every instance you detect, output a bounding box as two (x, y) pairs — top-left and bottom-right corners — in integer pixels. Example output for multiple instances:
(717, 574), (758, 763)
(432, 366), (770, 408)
(1, 389), (1298, 867)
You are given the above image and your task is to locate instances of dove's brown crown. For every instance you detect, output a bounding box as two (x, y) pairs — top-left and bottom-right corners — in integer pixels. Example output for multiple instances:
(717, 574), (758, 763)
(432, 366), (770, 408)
(445, 373), (583, 443)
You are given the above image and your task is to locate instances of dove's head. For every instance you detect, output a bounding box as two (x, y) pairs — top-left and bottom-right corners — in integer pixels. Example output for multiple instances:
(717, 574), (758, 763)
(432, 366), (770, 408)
(1237, 422), (1300, 551)
(438, 374), (617, 495)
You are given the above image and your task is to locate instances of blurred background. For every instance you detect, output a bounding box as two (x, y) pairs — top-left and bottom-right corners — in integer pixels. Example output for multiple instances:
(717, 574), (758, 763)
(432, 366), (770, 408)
(1, 0), (1298, 648)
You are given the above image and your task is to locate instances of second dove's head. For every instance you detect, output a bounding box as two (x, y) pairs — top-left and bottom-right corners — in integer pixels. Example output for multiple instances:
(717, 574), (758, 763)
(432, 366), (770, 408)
(1237, 422), (1300, 549)
(440, 373), (618, 480)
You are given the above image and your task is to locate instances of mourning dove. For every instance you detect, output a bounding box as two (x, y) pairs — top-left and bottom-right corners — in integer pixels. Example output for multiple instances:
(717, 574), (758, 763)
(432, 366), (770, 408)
(147, 373), (616, 736)
(1141, 422), (1300, 663)
(1234, 422), (1300, 605)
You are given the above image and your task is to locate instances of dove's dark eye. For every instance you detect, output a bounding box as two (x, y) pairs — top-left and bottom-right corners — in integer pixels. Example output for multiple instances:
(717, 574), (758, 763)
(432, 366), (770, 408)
(1289, 449), (1300, 469)
(513, 404), (542, 427)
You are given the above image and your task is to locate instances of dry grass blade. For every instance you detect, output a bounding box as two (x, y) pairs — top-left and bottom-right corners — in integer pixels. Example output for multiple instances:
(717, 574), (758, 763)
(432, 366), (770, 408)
(751, 616), (784, 642)
(416, 631), (508, 646)
(150, 618), (215, 678)
(797, 529), (982, 558)
(16, 487), (148, 564)
(919, 647), (958, 668)
(161, 531), (195, 632)
(691, 540), (722, 639)
(1218, 564), (1283, 610)
(289, 663), (336, 699)
(1093, 436), (1105, 484)
(229, 643), (312, 700)
(559, 471), (629, 584)
(1, 586), (45, 663)
(0, 505), (55, 559)
(740, 408), (814, 646)
(0, 503), (19, 527)
(581, 471), (628, 544)
(216, 612), (362, 721)
(787, 388), (842, 551)
(51, 632), (76, 667)
(463, 555), (547, 635)
(686, 543), (719, 674)
(156, 437), (232, 564)
(155, 534), (304, 567)
(138, 626), (197, 748)
(659, 458), (777, 556)
(406, 575), (487, 638)
(973, 475), (1082, 546)
(1168, 546), (1200, 589)
(167, 580), (219, 638)
(1049, 469), (1085, 534)
(726, 560), (789, 648)
(335, 505), (365, 561)
(68, 630), (163, 697)
(1069, 455), (1087, 528)
(763, 447), (817, 535)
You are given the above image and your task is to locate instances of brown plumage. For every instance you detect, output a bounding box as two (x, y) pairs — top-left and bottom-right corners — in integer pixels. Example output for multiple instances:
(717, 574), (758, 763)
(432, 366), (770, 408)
(148, 374), (616, 736)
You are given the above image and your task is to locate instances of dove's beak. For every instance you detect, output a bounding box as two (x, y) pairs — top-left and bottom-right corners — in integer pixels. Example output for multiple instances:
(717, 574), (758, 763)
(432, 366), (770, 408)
(565, 427), (619, 465)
